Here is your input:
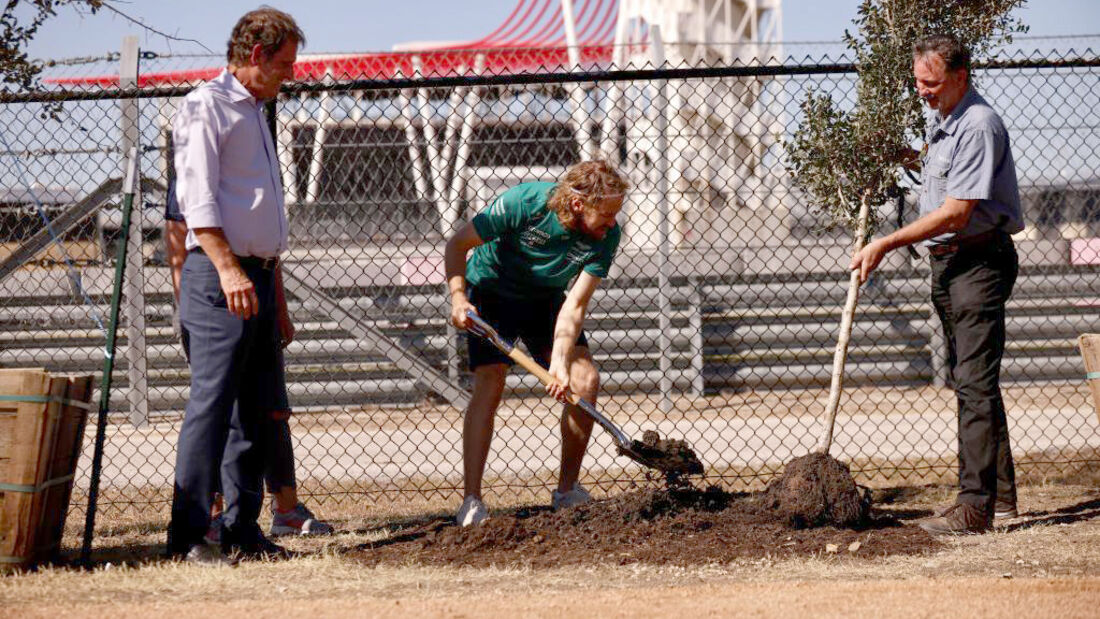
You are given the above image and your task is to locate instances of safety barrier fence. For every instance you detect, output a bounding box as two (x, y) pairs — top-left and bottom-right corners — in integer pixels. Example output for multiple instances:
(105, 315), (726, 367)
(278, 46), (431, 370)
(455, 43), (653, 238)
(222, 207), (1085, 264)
(0, 50), (1098, 545)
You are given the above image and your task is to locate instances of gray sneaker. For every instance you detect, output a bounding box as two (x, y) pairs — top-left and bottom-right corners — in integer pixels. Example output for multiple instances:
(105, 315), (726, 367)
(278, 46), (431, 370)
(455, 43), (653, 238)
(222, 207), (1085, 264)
(269, 502), (335, 537)
(184, 543), (234, 567)
(919, 502), (991, 535)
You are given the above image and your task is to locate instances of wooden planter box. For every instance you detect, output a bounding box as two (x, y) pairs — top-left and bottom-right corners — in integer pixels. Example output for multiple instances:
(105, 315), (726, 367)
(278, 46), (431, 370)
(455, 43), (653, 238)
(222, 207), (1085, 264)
(0, 369), (94, 572)
(1082, 334), (1100, 424)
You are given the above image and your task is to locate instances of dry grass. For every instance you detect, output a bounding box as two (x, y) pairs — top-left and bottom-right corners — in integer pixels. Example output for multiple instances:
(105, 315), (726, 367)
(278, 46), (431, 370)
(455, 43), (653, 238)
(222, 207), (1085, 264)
(3, 481), (1098, 617)
(6, 380), (1097, 615)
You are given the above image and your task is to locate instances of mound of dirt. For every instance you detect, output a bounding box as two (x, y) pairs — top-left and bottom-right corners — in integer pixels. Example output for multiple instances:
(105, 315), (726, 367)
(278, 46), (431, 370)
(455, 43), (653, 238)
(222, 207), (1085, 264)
(757, 452), (870, 528)
(352, 482), (934, 569)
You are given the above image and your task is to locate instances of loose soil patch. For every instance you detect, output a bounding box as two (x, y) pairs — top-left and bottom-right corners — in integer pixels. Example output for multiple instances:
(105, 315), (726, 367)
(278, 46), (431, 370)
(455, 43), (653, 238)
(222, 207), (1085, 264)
(351, 481), (937, 568)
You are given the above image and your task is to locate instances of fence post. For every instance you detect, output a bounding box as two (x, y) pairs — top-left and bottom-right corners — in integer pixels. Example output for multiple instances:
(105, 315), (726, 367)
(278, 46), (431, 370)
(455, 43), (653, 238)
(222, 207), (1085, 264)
(651, 25), (673, 414)
(689, 275), (705, 399)
(119, 35), (149, 428)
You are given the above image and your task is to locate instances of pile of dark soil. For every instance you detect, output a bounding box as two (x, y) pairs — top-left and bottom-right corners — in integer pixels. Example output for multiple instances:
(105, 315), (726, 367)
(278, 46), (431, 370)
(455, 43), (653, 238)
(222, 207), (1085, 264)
(759, 452), (870, 528)
(352, 482), (936, 569)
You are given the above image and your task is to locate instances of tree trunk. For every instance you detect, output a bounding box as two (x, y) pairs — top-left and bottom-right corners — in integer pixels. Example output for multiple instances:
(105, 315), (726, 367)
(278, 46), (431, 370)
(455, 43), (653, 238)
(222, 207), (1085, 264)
(817, 193), (872, 454)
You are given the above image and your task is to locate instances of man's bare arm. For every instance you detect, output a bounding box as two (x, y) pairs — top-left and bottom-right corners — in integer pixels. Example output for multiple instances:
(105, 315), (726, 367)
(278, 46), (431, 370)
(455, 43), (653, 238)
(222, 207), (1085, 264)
(546, 271), (602, 401)
(444, 222), (485, 329)
(274, 264), (294, 346)
(164, 220), (188, 303)
(850, 197), (978, 283)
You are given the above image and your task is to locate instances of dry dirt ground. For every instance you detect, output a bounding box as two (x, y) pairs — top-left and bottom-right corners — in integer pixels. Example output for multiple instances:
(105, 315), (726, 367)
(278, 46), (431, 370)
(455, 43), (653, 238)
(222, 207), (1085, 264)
(3, 476), (1100, 618)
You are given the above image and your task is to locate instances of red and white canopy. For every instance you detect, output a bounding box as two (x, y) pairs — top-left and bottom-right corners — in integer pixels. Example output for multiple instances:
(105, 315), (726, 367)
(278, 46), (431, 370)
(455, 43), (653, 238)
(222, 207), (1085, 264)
(49, 0), (624, 87)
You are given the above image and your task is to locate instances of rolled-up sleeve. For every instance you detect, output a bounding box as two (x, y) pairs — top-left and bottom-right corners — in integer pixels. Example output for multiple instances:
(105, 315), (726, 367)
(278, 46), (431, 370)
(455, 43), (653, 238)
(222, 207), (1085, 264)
(173, 97), (223, 230)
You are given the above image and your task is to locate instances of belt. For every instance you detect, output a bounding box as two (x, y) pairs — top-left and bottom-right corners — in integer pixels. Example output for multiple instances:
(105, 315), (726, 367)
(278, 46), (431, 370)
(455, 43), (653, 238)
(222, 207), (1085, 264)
(189, 247), (279, 270)
(927, 229), (1007, 258)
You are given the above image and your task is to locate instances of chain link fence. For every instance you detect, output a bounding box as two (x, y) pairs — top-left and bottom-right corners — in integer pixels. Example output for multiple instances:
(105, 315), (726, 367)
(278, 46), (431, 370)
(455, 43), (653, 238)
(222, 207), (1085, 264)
(2, 47), (1099, 544)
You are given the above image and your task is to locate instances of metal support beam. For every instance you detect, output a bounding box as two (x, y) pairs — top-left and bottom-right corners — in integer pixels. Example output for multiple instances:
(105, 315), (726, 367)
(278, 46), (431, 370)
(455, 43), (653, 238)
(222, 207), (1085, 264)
(651, 24), (673, 414)
(280, 271), (470, 409)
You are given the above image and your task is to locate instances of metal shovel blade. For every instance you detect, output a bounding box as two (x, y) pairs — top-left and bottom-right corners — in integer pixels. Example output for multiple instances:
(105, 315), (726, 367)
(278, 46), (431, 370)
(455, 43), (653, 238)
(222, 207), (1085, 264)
(619, 437), (705, 476)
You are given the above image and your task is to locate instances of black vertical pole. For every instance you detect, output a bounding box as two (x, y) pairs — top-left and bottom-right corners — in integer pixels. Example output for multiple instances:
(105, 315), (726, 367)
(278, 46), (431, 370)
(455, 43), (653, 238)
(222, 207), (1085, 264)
(80, 148), (139, 566)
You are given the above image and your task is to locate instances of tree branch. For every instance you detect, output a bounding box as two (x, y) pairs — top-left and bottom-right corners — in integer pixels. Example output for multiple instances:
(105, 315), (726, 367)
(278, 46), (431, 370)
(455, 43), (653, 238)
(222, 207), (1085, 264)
(99, 1), (213, 53)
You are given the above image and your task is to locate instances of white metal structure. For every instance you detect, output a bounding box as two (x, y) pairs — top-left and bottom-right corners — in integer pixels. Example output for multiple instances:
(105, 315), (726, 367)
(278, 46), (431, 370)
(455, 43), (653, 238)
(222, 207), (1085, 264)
(607, 0), (785, 249)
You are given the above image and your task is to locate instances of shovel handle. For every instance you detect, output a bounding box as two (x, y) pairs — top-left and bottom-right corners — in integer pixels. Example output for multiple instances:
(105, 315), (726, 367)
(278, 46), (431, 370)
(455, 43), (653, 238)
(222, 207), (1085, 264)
(464, 311), (632, 449)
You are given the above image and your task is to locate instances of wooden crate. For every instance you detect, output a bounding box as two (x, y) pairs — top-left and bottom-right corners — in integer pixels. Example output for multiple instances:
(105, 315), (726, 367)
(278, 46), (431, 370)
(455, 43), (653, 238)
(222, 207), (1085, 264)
(0, 369), (94, 572)
(1081, 334), (1100, 425)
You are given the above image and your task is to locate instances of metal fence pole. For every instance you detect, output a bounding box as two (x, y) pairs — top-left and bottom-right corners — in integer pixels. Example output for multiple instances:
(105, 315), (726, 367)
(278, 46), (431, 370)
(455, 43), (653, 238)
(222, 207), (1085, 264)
(651, 24), (674, 414)
(119, 35), (149, 428)
(689, 275), (705, 398)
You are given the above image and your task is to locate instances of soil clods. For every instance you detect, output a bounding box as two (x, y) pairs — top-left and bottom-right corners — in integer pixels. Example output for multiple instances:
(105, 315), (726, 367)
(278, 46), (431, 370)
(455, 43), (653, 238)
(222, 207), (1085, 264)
(622, 430), (705, 477)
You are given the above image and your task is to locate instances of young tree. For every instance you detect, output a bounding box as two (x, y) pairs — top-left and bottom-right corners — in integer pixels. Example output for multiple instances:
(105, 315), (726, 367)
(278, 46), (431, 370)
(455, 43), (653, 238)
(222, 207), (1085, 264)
(785, 0), (1028, 453)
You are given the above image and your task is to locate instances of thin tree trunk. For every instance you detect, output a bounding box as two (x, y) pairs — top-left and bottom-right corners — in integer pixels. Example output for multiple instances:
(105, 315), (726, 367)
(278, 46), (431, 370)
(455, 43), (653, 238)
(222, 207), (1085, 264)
(817, 192), (872, 454)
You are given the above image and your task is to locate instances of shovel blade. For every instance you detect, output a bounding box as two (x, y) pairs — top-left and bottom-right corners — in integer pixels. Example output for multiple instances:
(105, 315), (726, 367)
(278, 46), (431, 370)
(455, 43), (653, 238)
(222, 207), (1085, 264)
(619, 440), (704, 475)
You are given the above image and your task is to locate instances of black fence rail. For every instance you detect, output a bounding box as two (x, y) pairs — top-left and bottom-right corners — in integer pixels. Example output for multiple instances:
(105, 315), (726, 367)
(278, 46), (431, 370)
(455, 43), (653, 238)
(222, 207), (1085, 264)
(1, 51), (1098, 542)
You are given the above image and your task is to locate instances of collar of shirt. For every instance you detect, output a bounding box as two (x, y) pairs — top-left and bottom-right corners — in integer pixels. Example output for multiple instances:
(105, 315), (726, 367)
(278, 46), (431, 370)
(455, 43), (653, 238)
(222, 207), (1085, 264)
(934, 86), (980, 137)
(211, 68), (261, 106)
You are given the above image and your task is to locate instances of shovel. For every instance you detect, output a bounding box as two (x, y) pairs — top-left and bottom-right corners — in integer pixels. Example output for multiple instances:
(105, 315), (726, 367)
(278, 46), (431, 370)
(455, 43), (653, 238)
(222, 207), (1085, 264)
(464, 311), (703, 475)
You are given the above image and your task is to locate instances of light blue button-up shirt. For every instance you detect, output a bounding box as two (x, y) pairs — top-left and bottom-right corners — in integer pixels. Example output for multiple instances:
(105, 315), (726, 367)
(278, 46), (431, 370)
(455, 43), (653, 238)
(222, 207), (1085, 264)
(173, 69), (288, 258)
(919, 86), (1024, 245)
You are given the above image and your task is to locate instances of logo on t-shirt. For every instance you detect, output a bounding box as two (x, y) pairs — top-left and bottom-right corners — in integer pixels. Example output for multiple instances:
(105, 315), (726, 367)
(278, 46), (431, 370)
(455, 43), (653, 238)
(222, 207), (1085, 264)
(566, 241), (595, 264)
(520, 227), (551, 247)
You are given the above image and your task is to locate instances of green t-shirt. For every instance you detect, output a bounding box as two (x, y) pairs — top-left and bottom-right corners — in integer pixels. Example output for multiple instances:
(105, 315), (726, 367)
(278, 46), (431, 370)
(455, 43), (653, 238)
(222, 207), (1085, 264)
(467, 182), (621, 299)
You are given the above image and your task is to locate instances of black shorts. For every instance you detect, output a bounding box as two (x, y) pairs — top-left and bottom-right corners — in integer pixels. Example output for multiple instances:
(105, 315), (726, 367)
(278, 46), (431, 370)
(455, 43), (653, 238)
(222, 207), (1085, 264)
(466, 285), (588, 370)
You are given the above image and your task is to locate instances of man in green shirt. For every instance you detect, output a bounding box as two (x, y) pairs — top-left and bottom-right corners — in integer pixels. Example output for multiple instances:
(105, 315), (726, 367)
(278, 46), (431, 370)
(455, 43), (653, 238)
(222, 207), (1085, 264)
(444, 160), (629, 527)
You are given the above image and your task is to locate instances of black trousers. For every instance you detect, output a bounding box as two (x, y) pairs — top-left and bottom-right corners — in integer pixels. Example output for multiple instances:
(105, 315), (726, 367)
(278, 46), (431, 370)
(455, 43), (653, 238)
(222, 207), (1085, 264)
(930, 234), (1018, 514)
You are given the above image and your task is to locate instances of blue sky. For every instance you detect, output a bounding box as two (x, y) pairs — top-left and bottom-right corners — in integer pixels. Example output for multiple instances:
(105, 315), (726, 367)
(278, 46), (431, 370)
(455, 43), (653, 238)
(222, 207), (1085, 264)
(25, 0), (1100, 60)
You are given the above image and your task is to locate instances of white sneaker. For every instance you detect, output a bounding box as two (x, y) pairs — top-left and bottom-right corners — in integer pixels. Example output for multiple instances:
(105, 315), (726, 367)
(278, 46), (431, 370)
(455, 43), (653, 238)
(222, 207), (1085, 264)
(456, 495), (489, 527)
(551, 483), (592, 510)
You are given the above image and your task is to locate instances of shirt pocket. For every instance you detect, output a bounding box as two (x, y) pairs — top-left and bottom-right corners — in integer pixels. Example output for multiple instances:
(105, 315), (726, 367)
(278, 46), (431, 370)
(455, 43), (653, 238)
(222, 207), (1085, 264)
(925, 158), (951, 199)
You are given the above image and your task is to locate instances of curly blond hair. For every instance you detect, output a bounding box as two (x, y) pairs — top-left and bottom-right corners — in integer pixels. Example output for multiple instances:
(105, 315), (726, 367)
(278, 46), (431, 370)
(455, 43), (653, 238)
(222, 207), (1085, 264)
(548, 160), (629, 229)
(226, 7), (305, 66)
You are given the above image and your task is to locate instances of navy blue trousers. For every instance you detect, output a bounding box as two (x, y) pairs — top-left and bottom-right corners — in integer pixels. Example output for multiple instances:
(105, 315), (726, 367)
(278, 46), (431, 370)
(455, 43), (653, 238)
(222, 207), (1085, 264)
(179, 327), (296, 496)
(167, 252), (287, 554)
(930, 234), (1018, 514)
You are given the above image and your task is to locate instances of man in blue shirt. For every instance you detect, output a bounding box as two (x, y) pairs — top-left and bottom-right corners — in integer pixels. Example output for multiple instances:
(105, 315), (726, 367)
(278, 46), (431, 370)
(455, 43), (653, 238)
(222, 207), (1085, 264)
(851, 34), (1023, 534)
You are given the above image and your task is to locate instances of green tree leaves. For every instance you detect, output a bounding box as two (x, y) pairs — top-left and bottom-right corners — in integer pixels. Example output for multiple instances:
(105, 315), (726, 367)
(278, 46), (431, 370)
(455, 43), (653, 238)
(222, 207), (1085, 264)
(786, 0), (1028, 234)
(1, 1), (104, 92)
